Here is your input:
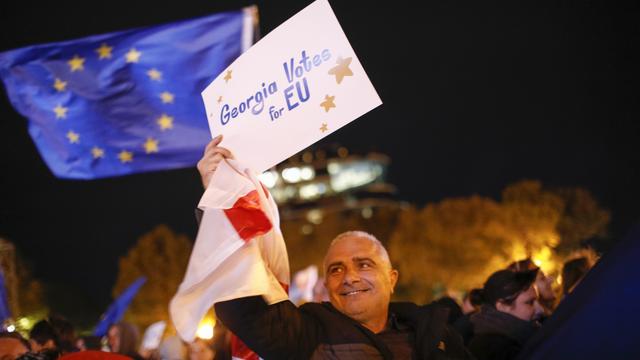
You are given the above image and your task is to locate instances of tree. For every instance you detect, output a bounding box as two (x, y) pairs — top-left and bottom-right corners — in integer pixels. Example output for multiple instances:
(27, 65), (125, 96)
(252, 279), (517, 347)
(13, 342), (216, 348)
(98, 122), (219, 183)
(0, 238), (46, 321)
(113, 225), (192, 330)
(387, 180), (609, 303)
(500, 180), (564, 274)
(553, 187), (610, 254)
(388, 197), (514, 303)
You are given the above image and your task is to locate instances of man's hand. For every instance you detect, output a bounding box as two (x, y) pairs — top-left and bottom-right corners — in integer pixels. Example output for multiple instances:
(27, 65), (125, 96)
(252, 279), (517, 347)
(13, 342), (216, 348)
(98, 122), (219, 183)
(197, 135), (233, 189)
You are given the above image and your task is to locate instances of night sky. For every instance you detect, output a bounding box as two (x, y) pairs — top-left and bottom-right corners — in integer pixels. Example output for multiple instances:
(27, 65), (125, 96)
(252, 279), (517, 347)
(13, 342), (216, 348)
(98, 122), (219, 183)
(1, 1), (638, 322)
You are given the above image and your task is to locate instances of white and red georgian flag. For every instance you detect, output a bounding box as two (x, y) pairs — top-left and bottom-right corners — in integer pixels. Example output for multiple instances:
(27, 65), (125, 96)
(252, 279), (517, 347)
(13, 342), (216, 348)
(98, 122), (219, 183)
(169, 158), (290, 346)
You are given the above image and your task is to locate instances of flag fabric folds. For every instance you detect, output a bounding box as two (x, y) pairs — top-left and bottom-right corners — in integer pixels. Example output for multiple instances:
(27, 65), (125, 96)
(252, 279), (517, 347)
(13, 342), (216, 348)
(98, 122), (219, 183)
(0, 8), (256, 179)
(170, 159), (290, 343)
(94, 276), (146, 337)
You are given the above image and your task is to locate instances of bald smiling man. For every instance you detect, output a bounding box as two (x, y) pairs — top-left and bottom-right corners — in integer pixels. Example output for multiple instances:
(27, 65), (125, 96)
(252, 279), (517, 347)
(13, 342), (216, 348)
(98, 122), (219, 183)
(200, 138), (471, 359)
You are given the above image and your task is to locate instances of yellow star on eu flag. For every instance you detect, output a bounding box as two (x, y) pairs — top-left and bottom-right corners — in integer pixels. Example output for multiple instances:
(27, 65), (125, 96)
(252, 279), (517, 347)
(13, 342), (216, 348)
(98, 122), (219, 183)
(68, 55), (85, 72)
(91, 146), (105, 159)
(320, 123), (328, 133)
(118, 150), (133, 163)
(328, 56), (353, 84)
(66, 130), (80, 144)
(160, 91), (174, 104)
(125, 48), (142, 63)
(53, 104), (68, 119)
(143, 137), (159, 154)
(53, 78), (67, 92)
(157, 114), (174, 130)
(320, 95), (336, 112)
(147, 68), (162, 81)
(96, 43), (113, 59)
(223, 69), (232, 82)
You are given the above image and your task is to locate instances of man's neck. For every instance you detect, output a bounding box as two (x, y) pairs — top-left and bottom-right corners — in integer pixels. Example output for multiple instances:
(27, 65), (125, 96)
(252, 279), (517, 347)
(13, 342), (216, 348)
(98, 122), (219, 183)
(361, 312), (389, 334)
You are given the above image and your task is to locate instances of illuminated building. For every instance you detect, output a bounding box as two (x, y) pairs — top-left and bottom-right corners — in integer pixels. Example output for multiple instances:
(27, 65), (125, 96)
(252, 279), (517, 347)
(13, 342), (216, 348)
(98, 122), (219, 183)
(259, 144), (406, 223)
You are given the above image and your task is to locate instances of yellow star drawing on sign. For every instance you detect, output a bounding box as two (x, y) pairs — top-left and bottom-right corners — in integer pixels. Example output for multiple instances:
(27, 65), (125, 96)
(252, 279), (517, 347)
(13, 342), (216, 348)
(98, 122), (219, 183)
(96, 43), (113, 59)
(217, 96), (223, 104)
(320, 123), (329, 133)
(223, 70), (232, 82)
(320, 95), (336, 112)
(328, 56), (353, 84)
(68, 55), (85, 72)
(157, 114), (174, 130)
(160, 91), (174, 104)
(125, 48), (142, 63)
(118, 150), (133, 163)
(91, 146), (105, 159)
(143, 137), (159, 154)
(66, 130), (80, 144)
(53, 78), (67, 92)
(147, 68), (162, 81)
(53, 104), (68, 119)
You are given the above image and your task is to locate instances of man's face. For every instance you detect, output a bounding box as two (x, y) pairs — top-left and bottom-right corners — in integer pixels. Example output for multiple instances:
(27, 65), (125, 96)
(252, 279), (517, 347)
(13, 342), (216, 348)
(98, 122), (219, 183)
(535, 271), (556, 302)
(323, 235), (398, 327)
(499, 285), (538, 321)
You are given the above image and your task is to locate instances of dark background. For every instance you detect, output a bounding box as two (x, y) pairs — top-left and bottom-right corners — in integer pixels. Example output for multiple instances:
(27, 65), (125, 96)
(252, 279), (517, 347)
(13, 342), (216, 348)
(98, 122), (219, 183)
(0, 0), (638, 324)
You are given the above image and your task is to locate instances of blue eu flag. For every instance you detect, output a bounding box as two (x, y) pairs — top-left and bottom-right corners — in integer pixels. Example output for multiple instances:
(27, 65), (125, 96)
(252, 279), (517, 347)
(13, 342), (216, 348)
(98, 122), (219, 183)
(94, 276), (146, 337)
(0, 270), (11, 323)
(0, 7), (257, 179)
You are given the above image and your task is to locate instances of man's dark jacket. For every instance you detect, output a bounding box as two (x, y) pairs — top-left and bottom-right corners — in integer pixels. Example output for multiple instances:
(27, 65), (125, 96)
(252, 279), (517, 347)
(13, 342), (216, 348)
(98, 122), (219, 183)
(215, 296), (472, 359)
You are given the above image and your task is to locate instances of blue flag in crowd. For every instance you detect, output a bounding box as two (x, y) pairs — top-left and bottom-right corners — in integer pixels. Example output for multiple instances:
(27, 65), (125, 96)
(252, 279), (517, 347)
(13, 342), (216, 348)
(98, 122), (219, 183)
(0, 7), (256, 179)
(94, 276), (147, 337)
(0, 270), (11, 322)
(518, 225), (640, 359)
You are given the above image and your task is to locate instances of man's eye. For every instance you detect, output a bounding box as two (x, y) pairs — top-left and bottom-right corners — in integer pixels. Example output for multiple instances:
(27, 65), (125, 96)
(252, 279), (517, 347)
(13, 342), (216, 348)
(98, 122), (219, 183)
(360, 263), (371, 269)
(329, 267), (343, 274)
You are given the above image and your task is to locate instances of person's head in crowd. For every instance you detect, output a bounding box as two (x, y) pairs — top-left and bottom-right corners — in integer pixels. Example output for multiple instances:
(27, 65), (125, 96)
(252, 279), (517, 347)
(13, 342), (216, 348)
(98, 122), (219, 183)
(0, 332), (30, 360)
(188, 338), (214, 360)
(434, 296), (464, 324)
(74, 336), (101, 352)
(158, 335), (187, 360)
(479, 268), (539, 321)
(312, 277), (329, 302)
(462, 288), (483, 315)
(561, 253), (596, 296)
(508, 258), (556, 306)
(28, 320), (58, 353)
(322, 231), (398, 333)
(107, 322), (140, 357)
(47, 315), (76, 354)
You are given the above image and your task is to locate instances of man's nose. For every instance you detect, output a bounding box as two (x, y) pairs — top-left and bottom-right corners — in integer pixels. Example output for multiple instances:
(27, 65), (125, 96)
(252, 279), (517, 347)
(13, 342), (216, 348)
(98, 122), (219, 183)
(343, 267), (361, 283)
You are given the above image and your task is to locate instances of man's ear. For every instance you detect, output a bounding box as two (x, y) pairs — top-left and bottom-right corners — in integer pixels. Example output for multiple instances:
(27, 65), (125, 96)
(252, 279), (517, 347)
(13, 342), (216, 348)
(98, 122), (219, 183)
(389, 269), (399, 293)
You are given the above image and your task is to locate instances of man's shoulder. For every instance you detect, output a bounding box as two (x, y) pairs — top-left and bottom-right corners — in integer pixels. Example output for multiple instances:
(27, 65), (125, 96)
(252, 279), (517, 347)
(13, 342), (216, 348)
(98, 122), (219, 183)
(299, 301), (347, 320)
(390, 301), (448, 321)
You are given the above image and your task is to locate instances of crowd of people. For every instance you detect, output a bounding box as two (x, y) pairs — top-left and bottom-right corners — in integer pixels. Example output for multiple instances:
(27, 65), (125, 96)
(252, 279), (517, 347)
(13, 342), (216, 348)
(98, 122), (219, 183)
(0, 139), (600, 360)
(0, 318), (235, 360)
(0, 248), (599, 360)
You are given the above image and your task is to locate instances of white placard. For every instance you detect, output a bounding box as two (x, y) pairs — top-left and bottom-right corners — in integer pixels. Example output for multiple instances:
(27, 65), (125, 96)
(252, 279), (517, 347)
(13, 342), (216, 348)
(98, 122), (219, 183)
(202, 0), (382, 172)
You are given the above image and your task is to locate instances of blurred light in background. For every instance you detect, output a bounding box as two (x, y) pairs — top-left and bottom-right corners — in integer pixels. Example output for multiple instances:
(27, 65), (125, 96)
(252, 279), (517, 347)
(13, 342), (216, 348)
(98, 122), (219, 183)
(196, 318), (215, 340)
